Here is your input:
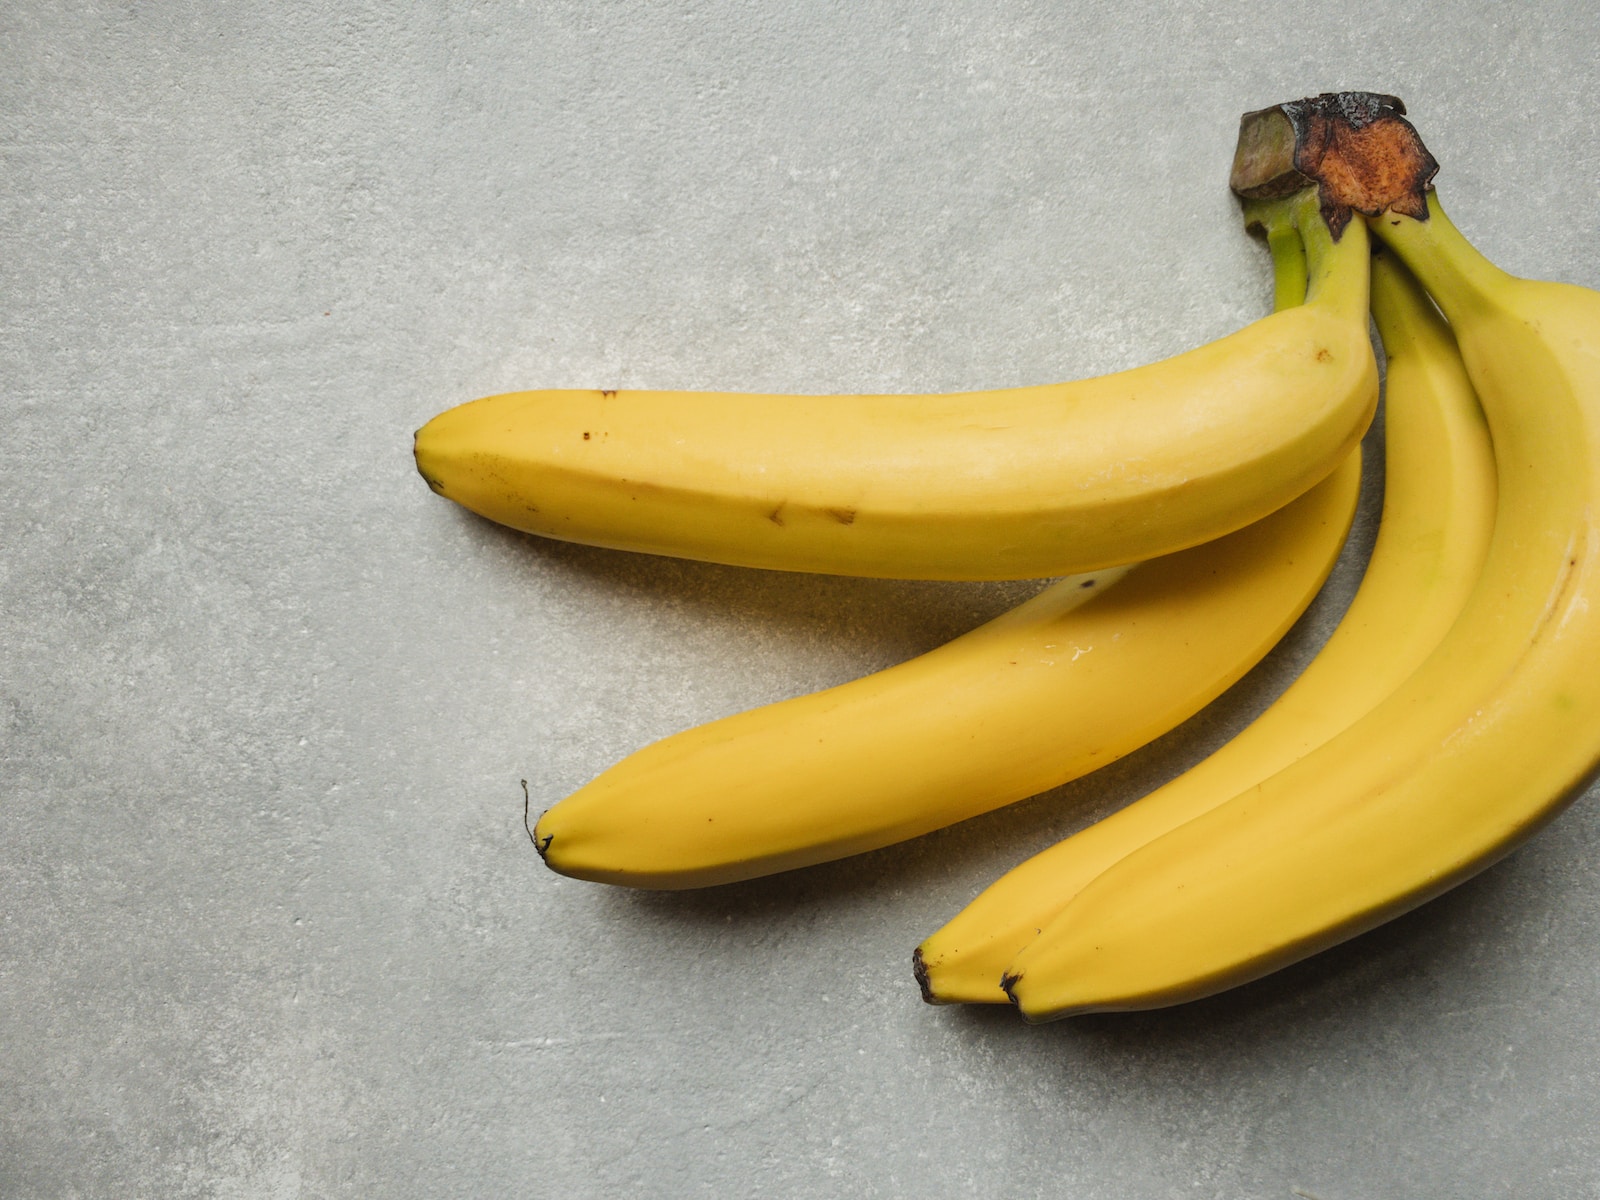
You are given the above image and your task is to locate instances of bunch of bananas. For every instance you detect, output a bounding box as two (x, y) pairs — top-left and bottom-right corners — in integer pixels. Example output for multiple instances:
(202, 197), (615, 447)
(415, 93), (1600, 1019)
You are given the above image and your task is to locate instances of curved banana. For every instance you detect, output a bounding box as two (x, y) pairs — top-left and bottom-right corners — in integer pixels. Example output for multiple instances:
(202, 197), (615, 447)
(533, 456), (1357, 888)
(1002, 192), (1600, 1020)
(528, 202), (1363, 889)
(914, 246), (1497, 1004)
(413, 191), (1375, 581)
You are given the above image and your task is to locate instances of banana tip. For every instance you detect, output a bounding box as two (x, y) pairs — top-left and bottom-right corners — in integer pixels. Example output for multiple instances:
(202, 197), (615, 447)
(522, 782), (555, 864)
(412, 420), (450, 495)
(999, 970), (1022, 1006)
(911, 947), (937, 1005)
(412, 445), (447, 495)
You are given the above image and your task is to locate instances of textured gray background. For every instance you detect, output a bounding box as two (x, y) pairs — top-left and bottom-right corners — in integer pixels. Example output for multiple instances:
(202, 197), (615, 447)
(5, 2), (1600, 1197)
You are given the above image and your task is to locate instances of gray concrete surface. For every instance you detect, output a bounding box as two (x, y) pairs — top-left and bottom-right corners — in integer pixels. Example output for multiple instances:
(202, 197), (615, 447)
(5, 2), (1600, 1197)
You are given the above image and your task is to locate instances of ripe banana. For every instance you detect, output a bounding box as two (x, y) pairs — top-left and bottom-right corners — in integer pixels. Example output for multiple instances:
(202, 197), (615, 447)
(413, 192), (1375, 581)
(914, 244), (1497, 1004)
(1002, 191), (1600, 1020)
(533, 460), (1357, 888)
(529, 194), (1365, 889)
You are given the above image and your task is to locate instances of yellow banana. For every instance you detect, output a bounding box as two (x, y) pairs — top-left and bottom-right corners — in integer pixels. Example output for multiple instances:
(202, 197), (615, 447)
(529, 195), (1364, 889)
(533, 460), (1356, 888)
(1002, 191), (1600, 1020)
(915, 246), (1497, 1004)
(413, 191), (1375, 581)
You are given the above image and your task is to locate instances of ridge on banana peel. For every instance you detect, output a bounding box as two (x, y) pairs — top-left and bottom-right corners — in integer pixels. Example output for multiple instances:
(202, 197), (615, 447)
(1002, 185), (1600, 1022)
(530, 193), (1364, 889)
(413, 191), (1376, 582)
(914, 245), (1497, 1006)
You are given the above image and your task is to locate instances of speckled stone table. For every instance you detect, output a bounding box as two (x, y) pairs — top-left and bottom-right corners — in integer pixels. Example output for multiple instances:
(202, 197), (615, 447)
(5, 3), (1599, 1196)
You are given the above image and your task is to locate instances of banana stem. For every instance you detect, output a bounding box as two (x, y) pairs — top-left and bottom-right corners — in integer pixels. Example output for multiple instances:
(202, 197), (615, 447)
(1367, 193), (1516, 318)
(1298, 188), (1371, 322)
(1368, 246), (1445, 350)
(1241, 194), (1309, 312)
(1266, 224), (1309, 312)
(1241, 188), (1366, 317)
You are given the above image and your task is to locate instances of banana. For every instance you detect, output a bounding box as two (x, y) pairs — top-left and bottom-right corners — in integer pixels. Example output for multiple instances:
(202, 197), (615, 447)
(1001, 190), (1600, 1020)
(533, 461), (1357, 889)
(529, 195), (1365, 889)
(413, 191), (1375, 581)
(914, 244), (1497, 1004)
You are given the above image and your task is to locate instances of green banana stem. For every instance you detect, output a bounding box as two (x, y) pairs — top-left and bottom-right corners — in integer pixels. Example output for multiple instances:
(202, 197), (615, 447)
(1241, 189), (1363, 317)
(1367, 193), (1516, 319)
(1367, 246), (1447, 350)
(1266, 223), (1309, 313)
(1297, 187), (1371, 322)
(1241, 193), (1309, 313)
